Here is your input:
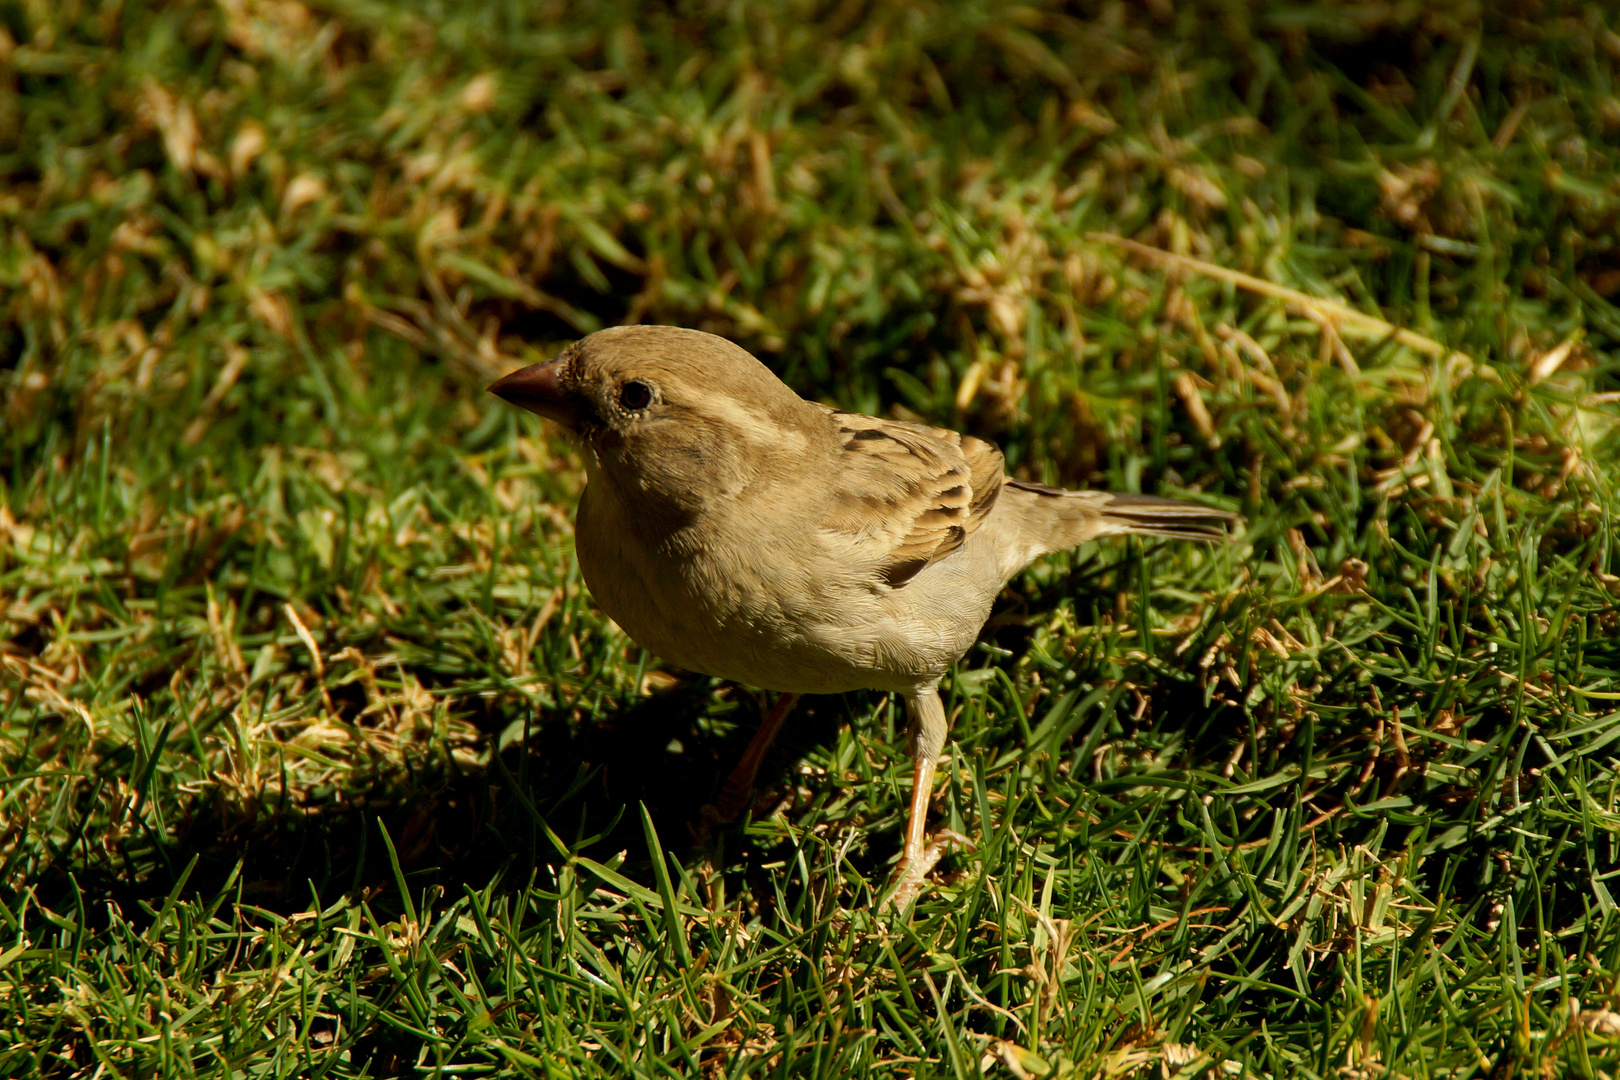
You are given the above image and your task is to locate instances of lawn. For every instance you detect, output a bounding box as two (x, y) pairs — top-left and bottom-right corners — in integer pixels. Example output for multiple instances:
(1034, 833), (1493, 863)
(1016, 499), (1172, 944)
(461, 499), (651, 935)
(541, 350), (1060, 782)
(3, 1), (1620, 1076)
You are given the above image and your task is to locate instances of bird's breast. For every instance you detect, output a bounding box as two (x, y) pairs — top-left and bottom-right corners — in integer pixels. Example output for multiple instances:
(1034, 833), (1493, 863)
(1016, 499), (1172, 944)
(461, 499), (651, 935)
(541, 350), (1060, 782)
(572, 482), (991, 695)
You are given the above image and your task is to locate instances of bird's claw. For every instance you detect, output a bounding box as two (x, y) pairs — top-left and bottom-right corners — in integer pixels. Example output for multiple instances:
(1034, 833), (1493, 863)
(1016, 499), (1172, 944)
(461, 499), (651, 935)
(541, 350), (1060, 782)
(885, 829), (973, 912)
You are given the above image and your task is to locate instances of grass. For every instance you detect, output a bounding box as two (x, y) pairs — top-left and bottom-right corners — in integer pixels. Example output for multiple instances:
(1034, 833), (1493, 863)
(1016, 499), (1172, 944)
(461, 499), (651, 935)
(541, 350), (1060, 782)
(3, 0), (1620, 1076)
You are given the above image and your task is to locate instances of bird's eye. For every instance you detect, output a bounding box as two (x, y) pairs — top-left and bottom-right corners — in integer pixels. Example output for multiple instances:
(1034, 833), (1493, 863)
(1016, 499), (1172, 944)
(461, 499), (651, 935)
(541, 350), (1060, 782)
(618, 380), (653, 411)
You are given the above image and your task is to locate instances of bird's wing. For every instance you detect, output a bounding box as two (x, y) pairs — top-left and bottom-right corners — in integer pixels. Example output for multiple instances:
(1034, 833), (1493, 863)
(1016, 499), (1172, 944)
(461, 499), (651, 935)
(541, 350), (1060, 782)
(817, 408), (1005, 587)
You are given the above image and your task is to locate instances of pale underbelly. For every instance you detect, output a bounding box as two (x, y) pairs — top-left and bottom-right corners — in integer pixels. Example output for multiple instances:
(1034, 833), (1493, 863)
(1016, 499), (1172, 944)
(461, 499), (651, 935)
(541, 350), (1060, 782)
(573, 490), (998, 696)
(580, 553), (990, 696)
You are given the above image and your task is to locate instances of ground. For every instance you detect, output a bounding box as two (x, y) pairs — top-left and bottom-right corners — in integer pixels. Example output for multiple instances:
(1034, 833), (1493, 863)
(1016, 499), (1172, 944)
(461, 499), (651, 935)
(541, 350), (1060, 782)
(2, 1), (1619, 1077)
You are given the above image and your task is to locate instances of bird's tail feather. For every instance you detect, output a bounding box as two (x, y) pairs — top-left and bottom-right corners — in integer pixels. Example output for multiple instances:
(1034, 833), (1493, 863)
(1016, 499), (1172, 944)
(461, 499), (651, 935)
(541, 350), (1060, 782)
(1082, 490), (1241, 542)
(1002, 480), (1240, 559)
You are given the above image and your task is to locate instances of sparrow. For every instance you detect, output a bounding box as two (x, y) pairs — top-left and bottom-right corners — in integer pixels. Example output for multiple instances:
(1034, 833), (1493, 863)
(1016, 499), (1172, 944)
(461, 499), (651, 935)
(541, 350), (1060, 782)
(490, 325), (1238, 906)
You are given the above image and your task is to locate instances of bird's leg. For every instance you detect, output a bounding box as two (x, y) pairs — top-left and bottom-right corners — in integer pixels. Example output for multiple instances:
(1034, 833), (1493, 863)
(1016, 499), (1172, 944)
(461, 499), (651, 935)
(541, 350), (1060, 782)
(887, 689), (969, 910)
(707, 691), (801, 824)
(901, 752), (937, 864)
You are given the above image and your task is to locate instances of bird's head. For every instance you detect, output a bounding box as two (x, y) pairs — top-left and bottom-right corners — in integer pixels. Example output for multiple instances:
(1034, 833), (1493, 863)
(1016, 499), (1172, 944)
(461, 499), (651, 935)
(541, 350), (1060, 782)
(489, 326), (817, 518)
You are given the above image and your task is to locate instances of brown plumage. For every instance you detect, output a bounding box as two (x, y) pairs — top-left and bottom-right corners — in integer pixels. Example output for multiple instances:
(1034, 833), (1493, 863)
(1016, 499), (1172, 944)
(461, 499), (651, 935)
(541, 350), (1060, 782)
(490, 325), (1241, 906)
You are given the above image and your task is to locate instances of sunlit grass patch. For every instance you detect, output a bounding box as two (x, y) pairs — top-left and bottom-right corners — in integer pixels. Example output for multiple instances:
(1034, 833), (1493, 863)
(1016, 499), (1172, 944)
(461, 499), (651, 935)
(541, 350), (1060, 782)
(3, 1), (1620, 1076)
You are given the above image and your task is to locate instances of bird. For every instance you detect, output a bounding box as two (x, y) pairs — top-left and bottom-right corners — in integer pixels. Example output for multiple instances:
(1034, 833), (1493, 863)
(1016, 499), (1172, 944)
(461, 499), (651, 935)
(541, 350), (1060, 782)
(490, 325), (1239, 906)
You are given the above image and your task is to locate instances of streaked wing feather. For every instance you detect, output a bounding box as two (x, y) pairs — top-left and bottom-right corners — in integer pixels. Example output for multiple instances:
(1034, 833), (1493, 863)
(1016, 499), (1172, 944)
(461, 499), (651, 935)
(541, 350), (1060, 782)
(821, 410), (1005, 587)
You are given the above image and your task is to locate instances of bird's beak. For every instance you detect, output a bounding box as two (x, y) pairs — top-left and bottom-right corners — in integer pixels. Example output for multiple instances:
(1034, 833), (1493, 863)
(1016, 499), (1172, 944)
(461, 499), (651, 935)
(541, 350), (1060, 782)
(489, 360), (578, 428)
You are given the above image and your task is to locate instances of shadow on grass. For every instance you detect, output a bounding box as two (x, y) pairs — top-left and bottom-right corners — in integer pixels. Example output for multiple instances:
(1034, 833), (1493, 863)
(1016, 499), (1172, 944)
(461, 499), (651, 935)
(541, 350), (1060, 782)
(31, 681), (858, 924)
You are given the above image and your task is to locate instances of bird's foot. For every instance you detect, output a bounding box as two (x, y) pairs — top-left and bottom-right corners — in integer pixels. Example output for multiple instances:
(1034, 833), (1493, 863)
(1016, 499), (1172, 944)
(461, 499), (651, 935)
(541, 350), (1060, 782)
(693, 775), (751, 847)
(884, 830), (972, 912)
(698, 775), (755, 830)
